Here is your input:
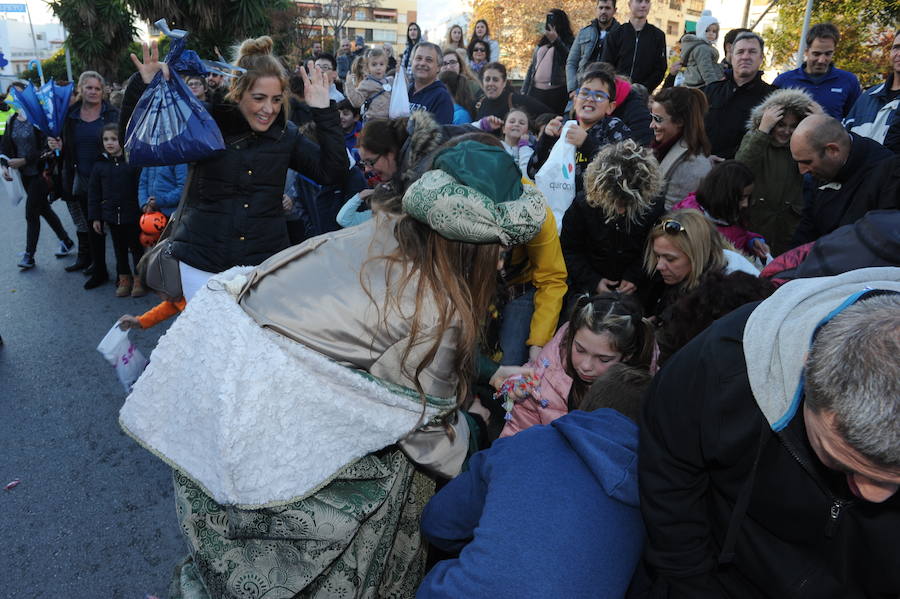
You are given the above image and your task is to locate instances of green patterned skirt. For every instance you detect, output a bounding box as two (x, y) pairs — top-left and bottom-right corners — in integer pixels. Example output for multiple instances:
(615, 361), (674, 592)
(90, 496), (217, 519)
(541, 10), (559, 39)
(168, 447), (435, 599)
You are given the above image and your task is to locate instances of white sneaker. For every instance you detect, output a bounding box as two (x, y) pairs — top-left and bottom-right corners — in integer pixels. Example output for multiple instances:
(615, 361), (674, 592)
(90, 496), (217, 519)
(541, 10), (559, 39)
(54, 239), (74, 257)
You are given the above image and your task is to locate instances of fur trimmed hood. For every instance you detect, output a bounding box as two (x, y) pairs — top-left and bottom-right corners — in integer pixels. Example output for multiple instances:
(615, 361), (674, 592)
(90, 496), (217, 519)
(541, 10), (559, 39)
(399, 109), (446, 188)
(747, 88), (822, 132)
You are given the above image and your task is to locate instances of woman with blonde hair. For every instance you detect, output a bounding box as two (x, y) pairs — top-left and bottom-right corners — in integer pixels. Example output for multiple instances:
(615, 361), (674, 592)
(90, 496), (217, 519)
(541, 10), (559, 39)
(445, 23), (465, 50)
(48, 70), (119, 285)
(642, 208), (758, 321)
(121, 36), (349, 300)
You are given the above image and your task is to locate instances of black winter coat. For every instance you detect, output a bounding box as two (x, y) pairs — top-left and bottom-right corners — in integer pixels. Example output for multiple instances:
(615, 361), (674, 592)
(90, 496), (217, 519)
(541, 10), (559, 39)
(559, 195), (663, 295)
(639, 302), (900, 598)
(59, 100), (120, 200)
(120, 76), (349, 273)
(522, 36), (573, 94)
(87, 153), (142, 224)
(792, 136), (898, 246)
(600, 22), (667, 92)
(703, 72), (773, 159)
(0, 113), (49, 171)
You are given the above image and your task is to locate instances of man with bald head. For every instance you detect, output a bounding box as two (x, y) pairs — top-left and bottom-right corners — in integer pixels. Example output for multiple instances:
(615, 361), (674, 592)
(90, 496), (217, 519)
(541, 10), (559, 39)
(790, 113), (897, 246)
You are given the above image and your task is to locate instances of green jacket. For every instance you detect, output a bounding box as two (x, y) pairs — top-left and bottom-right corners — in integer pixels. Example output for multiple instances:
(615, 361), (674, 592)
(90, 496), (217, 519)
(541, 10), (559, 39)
(681, 34), (723, 88)
(735, 129), (803, 256)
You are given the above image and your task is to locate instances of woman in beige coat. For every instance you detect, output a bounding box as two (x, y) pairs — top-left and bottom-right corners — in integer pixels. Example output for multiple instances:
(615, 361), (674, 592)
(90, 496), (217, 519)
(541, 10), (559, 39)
(650, 87), (713, 208)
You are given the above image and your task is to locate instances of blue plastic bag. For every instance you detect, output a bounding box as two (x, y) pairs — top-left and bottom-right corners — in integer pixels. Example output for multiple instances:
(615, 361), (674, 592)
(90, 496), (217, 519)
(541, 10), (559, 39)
(124, 20), (225, 166)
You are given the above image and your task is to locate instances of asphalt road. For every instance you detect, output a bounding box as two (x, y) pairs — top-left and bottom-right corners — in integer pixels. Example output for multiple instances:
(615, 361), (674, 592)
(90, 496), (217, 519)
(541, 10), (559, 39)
(0, 197), (185, 598)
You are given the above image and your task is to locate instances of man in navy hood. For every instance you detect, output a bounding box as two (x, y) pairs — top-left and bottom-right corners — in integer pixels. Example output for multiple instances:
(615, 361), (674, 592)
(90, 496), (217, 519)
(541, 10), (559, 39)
(418, 364), (648, 598)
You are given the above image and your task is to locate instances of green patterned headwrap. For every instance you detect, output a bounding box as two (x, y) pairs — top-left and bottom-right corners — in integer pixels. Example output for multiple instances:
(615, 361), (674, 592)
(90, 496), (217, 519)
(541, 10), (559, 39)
(402, 169), (547, 246)
(433, 140), (524, 205)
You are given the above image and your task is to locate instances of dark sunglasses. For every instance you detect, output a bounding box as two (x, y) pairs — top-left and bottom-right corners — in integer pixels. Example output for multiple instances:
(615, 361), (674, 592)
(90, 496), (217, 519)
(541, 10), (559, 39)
(656, 218), (687, 235)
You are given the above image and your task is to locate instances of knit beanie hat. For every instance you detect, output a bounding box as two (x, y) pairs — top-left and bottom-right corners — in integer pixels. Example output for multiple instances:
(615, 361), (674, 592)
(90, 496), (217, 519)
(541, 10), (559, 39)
(696, 10), (719, 40)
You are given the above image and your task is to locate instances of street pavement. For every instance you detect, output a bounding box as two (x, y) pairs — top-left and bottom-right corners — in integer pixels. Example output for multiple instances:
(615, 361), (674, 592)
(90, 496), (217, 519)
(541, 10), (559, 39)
(0, 198), (186, 598)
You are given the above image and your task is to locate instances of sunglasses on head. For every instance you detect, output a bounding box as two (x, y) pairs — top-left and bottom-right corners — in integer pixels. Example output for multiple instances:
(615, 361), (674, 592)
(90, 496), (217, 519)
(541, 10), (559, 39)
(656, 218), (687, 235)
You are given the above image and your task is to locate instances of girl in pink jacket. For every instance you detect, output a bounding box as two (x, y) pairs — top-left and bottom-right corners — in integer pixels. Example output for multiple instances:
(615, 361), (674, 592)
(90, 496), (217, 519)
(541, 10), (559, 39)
(499, 293), (655, 438)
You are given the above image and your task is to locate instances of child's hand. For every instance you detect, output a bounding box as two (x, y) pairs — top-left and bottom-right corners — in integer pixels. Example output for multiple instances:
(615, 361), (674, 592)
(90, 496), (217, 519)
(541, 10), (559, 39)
(479, 115), (502, 131)
(282, 194), (293, 212)
(565, 125), (588, 148)
(143, 198), (157, 213)
(118, 315), (142, 330)
(758, 105), (784, 134)
(92, 220), (104, 235)
(751, 238), (770, 259)
(543, 116), (564, 138)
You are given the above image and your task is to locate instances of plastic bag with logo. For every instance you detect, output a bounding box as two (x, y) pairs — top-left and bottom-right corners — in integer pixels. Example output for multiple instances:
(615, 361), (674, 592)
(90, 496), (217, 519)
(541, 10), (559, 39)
(124, 19), (225, 166)
(533, 120), (578, 233)
(97, 323), (149, 393)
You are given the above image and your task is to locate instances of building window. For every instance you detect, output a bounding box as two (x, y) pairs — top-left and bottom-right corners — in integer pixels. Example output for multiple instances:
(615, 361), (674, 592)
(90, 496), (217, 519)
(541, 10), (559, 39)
(372, 29), (397, 43)
(398, 13), (407, 24)
(668, 0), (682, 9)
(667, 20), (680, 36)
(355, 9), (367, 20)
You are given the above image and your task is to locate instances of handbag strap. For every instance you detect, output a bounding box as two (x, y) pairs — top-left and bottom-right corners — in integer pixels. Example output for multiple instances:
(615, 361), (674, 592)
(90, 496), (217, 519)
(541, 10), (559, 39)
(156, 164), (196, 243)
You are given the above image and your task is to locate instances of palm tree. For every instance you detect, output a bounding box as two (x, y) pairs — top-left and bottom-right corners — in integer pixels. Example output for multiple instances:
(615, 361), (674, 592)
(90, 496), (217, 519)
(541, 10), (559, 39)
(49, 0), (136, 81)
(125, 0), (291, 58)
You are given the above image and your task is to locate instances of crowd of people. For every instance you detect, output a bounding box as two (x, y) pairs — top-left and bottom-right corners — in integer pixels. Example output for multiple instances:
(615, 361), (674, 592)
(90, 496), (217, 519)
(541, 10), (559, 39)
(4, 1), (900, 596)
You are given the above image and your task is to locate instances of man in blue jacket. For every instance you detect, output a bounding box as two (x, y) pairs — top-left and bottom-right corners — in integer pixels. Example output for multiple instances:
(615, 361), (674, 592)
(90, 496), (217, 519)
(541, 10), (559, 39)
(418, 364), (649, 598)
(843, 30), (900, 144)
(408, 42), (454, 125)
(773, 23), (861, 119)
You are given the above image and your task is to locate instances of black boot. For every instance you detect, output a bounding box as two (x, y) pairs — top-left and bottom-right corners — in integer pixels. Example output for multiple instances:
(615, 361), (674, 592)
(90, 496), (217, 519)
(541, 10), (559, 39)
(83, 229), (108, 289)
(64, 232), (91, 272)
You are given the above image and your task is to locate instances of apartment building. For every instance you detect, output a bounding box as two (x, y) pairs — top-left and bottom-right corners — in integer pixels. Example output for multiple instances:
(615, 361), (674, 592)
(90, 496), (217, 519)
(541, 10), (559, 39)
(296, 0), (418, 47)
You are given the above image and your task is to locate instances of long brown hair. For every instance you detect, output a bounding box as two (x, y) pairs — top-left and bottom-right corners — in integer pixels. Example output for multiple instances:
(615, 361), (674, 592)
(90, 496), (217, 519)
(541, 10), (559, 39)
(365, 216), (500, 410)
(562, 293), (656, 409)
(652, 87), (710, 157)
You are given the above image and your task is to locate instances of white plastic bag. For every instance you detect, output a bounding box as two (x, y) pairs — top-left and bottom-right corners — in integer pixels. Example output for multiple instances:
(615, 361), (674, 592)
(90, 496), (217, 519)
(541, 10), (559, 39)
(0, 162), (26, 206)
(389, 66), (411, 119)
(97, 323), (148, 393)
(533, 120), (578, 233)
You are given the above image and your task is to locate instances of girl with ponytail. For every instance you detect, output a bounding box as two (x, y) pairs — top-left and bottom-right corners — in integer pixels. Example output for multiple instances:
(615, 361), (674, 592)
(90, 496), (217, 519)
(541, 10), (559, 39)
(498, 292), (656, 438)
(122, 36), (349, 300)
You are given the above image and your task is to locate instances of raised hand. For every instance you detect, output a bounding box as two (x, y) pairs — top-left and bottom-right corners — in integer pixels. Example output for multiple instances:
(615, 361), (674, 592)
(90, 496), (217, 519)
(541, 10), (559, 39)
(130, 40), (170, 85)
(759, 105), (784, 134)
(301, 64), (330, 109)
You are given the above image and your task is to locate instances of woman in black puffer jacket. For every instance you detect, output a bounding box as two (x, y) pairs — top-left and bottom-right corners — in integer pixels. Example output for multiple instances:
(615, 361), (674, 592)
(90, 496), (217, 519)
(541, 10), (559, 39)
(122, 36), (348, 300)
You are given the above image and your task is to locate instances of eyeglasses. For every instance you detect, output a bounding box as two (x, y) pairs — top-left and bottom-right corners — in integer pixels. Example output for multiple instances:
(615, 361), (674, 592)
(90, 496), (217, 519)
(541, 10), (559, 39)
(359, 154), (382, 168)
(656, 218), (687, 235)
(442, 58), (459, 66)
(316, 63), (333, 71)
(576, 88), (610, 102)
(473, 47), (487, 53)
(187, 81), (204, 88)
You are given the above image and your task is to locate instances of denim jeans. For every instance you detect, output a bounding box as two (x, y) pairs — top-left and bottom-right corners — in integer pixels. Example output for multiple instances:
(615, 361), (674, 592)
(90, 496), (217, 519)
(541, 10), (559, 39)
(498, 287), (536, 366)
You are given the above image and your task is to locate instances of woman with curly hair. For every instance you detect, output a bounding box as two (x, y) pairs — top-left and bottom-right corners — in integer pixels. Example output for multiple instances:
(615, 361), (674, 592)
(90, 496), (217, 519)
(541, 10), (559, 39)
(560, 139), (665, 297)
